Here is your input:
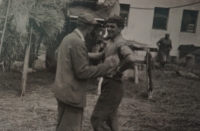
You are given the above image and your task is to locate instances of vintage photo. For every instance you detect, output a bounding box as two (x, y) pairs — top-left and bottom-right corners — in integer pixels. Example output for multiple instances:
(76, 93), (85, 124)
(0, 0), (200, 131)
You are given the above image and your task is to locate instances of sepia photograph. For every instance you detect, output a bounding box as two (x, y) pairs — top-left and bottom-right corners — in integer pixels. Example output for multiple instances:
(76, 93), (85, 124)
(0, 0), (200, 131)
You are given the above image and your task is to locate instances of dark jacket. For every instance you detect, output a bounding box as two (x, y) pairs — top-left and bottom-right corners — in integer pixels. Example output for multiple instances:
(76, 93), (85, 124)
(157, 38), (172, 52)
(53, 31), (112, 108)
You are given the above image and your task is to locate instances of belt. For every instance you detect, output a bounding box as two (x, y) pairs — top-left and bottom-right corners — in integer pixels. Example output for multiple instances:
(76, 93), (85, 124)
(104, 75), (123, 82)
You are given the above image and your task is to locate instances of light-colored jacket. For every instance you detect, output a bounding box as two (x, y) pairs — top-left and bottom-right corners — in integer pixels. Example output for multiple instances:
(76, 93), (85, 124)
(53, 31), (113, 108)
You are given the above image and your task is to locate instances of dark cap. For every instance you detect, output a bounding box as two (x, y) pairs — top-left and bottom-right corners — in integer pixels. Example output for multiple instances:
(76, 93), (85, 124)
(77, 13), (98, 25)
(107, 15), (125, 28)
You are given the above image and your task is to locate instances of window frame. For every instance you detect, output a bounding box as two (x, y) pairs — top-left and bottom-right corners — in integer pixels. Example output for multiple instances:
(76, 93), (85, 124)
(181, 9), (199, 33)
(152, 7), (170, 30)
(120, 4), (130, 27)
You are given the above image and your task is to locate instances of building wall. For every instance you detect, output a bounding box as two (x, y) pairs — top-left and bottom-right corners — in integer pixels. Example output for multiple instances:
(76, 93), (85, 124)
(119, 0), (200, 56)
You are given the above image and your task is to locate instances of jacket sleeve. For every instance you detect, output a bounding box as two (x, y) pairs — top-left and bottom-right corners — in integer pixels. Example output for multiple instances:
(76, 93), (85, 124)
(156, 39), (162, 46)
(117, 44), (134, 60)
(70, 42), (109, 79)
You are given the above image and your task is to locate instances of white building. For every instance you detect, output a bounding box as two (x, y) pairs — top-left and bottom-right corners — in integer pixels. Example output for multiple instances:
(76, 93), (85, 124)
(117, 0), (200, 57)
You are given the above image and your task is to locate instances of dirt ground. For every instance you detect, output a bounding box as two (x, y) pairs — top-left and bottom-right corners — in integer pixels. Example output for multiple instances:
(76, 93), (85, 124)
(0, 57), (200, 131)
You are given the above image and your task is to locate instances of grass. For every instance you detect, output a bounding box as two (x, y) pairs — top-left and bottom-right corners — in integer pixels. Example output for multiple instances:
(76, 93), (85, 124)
(0, 64), (200, 131)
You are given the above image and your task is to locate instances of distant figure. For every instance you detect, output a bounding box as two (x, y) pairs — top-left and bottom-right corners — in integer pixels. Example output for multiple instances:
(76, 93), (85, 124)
(156, 33), (172, 68)
(96, 25), (108, 53)
(97, 0), (120, 18)
(104, 0), (120, 16)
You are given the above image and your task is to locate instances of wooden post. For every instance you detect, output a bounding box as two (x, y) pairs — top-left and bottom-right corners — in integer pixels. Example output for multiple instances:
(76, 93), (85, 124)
(21, 27), (33, 99)
(97, 77), (103, 96)
(146, 48), (153, 99)
(134, 64), (138, 84)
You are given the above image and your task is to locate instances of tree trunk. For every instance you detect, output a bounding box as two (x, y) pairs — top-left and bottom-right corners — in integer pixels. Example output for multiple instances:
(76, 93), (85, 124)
(21, 27), (33, 98)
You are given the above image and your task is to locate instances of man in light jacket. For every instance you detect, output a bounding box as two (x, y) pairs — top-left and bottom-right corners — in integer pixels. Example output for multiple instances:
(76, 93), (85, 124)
(53, 12), (119, 131)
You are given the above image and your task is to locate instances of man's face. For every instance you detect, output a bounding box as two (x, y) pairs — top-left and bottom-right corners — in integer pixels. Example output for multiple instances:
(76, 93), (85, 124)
(106, 23), (121, 39)
(165, 34), (170, 39)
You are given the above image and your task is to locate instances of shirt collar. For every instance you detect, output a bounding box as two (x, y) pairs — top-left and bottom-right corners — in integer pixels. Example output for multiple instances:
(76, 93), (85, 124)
(114, 34), (122, 42)
(75, 29), (85, 42)
(110, 34), (122, 42)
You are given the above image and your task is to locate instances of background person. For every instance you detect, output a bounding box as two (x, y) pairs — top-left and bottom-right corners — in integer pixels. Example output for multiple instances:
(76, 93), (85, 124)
(156, 33), (172, 68)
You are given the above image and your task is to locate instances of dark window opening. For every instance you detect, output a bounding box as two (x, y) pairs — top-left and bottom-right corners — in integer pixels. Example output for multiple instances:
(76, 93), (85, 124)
(181, 10), (198, 33)
(152, 7), (169, 30)
(120, 4), (130, 26)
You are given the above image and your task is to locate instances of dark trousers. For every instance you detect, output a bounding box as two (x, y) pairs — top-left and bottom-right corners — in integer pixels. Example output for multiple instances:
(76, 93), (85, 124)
(90, 78), (124, 131)
(158, 50), (170, 68)
(56, 100), (83, 131)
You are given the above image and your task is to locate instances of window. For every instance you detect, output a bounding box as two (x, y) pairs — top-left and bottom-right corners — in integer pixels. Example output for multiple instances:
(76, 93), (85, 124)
(181, 10), (199, 33)
(120, 4), (130, 26)
(152, 7), (169, 30)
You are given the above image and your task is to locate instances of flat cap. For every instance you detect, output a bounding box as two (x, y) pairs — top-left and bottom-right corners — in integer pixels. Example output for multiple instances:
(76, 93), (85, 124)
(77, 13), (98, 25)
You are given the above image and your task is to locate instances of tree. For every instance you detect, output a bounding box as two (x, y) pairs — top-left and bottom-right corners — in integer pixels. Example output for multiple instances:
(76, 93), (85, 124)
(0, 0), (68, 66)
(0, 0), (69, 97)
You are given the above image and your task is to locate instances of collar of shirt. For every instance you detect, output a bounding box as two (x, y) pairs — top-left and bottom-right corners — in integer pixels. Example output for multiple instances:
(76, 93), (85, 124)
(75, 29), (85, 42)
(114, 34), (122, 42)
(110, 34), (122, 42)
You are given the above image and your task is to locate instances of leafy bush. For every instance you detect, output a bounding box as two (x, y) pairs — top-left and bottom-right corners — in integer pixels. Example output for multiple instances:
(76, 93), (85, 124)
(0, 0), (68, 67)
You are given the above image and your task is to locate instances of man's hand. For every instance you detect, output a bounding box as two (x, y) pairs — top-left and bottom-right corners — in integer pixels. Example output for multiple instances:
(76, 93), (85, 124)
(104, 55), (120, 68)
(103, 55), (120, 77)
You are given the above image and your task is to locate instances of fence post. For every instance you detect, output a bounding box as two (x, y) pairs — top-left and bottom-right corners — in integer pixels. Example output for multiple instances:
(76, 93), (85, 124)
(134, 64), (138, 84)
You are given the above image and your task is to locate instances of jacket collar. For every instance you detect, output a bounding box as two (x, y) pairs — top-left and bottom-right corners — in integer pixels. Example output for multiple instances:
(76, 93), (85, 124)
(75, 29), (85, 42)
(110, 34), (123, 42)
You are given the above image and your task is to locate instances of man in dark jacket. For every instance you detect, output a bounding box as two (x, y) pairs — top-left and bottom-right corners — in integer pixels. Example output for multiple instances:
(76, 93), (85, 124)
(89, 15), (136, 131)
(156, 33), (172, 68)
(53, 13), (119, 131)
